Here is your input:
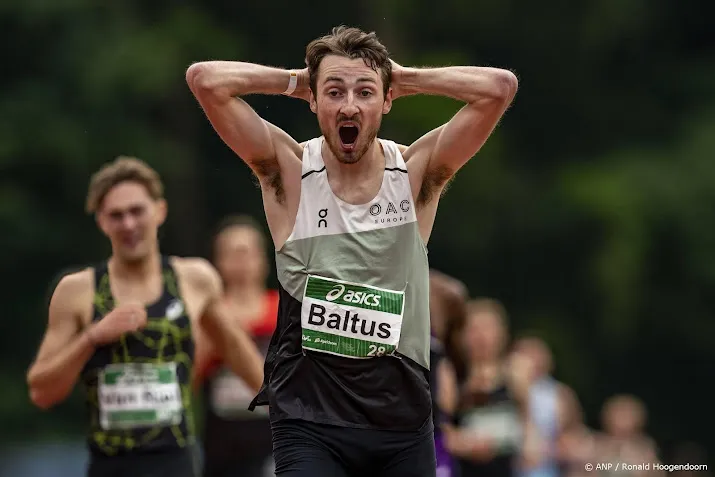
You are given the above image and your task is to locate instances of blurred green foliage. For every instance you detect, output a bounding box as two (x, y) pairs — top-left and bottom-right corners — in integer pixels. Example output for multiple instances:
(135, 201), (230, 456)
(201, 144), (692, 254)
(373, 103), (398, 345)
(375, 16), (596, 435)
(2, 0), (714, 459)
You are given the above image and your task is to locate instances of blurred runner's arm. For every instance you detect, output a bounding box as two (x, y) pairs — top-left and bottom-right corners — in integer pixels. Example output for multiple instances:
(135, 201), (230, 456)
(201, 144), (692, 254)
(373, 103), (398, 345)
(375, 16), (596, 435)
(189, 258), (264, 393)
(437, 358), (458, 416)
(442, 423), (497, 462)
(27, 271), (94, 409)
(191, 325), (217, 389)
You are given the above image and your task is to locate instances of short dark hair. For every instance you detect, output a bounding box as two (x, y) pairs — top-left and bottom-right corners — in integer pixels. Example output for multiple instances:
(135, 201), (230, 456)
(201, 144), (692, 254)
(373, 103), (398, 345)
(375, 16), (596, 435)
(86, 156), (163, 214)
(305, 25), (392, 96)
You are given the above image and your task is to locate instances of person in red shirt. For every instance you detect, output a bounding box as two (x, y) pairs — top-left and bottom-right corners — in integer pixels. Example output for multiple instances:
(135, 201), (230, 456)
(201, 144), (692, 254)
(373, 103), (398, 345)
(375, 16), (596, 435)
(195, 215), (279, 477)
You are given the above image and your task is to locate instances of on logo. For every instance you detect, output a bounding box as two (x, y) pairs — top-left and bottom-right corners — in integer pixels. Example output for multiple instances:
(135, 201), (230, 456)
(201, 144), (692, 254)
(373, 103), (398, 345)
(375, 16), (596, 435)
(369, 204), (381, 216)
(165, 299), (184, 321)
(325, 284), (345, 301)
(400, 200), (411, 212)
(318, 208), (328, 228)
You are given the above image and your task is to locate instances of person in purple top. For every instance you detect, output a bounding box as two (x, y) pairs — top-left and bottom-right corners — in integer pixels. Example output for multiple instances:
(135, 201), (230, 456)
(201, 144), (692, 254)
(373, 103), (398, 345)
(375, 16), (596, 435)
(429, 269), (468, 477)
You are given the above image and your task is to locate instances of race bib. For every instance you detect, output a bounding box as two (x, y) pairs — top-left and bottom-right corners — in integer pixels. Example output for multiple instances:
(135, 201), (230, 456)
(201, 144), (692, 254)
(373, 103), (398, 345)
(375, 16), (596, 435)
(98, 362), (183, 430)
(210, 368), (268, 418)
(301, 275), (404, 359)
(462, 402), (523, 454)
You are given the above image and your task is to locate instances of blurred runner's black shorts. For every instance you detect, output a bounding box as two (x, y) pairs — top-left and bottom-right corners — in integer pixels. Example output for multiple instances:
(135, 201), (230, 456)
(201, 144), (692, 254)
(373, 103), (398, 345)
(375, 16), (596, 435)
(87, 446), (198, 477)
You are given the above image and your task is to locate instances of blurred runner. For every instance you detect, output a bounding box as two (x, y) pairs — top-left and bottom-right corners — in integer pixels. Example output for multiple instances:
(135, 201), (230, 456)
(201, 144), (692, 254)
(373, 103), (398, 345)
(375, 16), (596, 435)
(27, 157), (264, 477)
(442, 299), (540, 477)
(195, 216), (278, 477)
(595, 394), (662, 477)
(556, 386), (597, 477)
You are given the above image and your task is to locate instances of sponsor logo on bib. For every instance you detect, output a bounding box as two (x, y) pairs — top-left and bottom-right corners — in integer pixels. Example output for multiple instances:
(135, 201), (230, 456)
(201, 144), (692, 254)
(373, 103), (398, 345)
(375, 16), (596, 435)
(462, 403), (522, 454)
(324, 283), (381, 307)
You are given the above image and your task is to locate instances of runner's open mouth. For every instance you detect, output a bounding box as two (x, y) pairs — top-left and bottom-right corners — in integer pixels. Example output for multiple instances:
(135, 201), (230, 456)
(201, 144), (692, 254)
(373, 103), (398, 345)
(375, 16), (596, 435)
(339, 125), (359, 146)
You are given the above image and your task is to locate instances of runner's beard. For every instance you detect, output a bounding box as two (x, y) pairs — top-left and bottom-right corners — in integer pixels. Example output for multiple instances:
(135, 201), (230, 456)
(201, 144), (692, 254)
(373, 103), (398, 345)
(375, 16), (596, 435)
(324, 123), (380, 165)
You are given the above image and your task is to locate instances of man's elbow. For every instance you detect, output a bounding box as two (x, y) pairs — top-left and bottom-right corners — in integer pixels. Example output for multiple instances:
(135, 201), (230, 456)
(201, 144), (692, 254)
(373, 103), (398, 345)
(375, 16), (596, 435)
(493, 69), (518, 103)
(29, 386), (58, 410)
(185, 62), (227, 95)
(185, 62), (244, 99)
(186, 62), (210, 92)
(473, 68), (518, 104)
(27, 369), (65, 410)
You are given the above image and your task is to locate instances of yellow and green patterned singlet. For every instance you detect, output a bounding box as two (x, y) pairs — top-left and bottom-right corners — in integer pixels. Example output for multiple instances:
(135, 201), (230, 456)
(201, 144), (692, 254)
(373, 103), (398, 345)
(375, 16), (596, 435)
(80, 256), (195, 456)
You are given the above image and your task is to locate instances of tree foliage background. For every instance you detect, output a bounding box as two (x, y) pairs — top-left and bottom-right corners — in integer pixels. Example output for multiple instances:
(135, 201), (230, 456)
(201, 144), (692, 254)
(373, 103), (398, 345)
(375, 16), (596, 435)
(2, 0), (714, 463)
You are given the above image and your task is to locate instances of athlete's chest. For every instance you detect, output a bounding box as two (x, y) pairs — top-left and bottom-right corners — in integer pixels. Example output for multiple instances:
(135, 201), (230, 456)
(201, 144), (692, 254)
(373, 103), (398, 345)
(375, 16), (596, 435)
(102, 273), (204, 324)
(295, 175), (416, 240)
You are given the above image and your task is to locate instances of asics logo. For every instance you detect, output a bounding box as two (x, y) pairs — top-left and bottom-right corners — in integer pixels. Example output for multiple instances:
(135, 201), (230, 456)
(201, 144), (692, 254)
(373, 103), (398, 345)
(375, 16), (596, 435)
(324, 284), (381, 307)
(325, 285), (345, 301)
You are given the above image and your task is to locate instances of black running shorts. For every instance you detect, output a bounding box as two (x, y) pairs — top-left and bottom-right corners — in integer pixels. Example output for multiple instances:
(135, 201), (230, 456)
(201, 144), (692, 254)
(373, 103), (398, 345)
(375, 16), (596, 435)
(272, 419), (436, 477)
(87, 446), (198, 477)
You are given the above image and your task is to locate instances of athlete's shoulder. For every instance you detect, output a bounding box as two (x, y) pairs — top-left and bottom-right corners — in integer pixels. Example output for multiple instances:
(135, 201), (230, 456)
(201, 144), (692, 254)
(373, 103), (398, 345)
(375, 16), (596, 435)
(298, 138), (322, 157)
(55, 268), (93, 294)
(170, 256), (222, 293)
(50, 268), (93, 308)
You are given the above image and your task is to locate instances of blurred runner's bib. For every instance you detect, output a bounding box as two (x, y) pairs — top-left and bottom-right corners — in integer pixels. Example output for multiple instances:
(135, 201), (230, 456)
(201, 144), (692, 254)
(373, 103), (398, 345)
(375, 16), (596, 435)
(300, 275), (405, 358)
(210, 368), (268, 418)
(461, 402), (522, 454)
(98, 362), (182, 430)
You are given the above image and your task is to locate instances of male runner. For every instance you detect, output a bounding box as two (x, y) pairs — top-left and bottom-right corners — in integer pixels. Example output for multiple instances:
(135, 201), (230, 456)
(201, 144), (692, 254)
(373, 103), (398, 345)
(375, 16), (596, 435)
(195, 215), (279, 477)
(26, 157), (264, 477)
(187, 25), (517, 477)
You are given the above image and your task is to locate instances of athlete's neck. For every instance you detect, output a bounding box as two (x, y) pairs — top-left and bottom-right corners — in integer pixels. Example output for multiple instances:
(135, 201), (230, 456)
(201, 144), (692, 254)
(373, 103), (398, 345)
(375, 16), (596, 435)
(108, 252), (162, 281)
(323, 138), (384, 183)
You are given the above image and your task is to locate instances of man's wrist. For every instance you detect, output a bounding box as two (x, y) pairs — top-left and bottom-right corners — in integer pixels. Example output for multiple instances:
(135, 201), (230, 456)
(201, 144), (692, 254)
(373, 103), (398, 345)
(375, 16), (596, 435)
(281, 70), (298, 96)
(297, 69), (310, 91)
(83, 327), (98, 349)
(393, 66), (420, 97)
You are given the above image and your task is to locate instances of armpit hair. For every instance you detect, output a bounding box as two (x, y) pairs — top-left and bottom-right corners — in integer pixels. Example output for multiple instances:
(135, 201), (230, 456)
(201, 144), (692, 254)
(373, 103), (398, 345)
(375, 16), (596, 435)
(251, 158), (285, 204)
(418, 164), (454, 206)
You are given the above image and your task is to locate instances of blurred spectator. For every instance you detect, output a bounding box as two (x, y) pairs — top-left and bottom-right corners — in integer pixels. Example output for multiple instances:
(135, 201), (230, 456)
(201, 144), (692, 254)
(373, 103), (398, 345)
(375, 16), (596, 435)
(513, 336), (575, 477)
(429, 269), (469, 477)
(194, 216), (278, 477)
(441, 298), (540, 477)
(556, 386), (598, 477)
(595, 394), (661, 477)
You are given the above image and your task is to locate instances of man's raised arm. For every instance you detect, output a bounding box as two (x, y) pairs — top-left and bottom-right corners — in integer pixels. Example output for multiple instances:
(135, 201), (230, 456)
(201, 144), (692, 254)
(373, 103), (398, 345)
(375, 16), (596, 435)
(399, 63), (518, 197)
(185, 61), (309, 176)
